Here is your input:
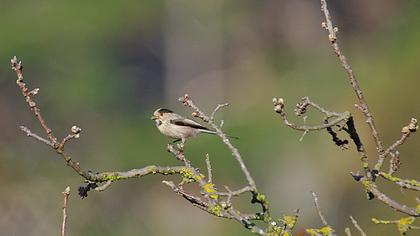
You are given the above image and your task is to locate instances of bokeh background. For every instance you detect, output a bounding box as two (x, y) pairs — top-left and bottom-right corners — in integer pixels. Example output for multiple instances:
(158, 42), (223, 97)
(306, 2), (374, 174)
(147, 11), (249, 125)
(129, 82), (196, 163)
(1, 0), (419, 235)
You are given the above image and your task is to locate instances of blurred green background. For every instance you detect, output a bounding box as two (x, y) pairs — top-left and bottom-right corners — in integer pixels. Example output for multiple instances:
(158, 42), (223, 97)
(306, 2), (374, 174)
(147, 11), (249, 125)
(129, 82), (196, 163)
(1, 0), (419, 235)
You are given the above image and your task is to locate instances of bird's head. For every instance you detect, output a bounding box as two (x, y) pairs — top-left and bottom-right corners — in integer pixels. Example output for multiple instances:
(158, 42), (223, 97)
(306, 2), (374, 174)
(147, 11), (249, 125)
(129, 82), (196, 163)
(151, 108), (174, 125)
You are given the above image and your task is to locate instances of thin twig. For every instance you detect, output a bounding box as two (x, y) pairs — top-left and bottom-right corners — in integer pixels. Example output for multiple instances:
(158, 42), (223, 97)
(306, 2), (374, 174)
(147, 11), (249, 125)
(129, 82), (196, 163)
(210, 103), (229, 122)
(180, 94), (256, 190)
(180, 95), (273, 224)
(311, 191), (330, 227)
(12, 56), (57, 145)
(12, 57), (92, 179)
(61, 125), (82, 147)
(372, 217), (420, 235)
(388, 151), (401, 175)
(379, 133), (410, 160)
(349, 216), (367, 236)
(94, 180), (112, 191)
(361, 178), (419, 216)
(20, 126), (53, 146)
(167, 143), (191, 167)
(218, 186), (253, 197)
(375, 118), (417, 171)
(320, 0), (384, 155)
(205, 154), (212, 183)
(162, 181), (209, 212)
(345, 228), (352, 236)
(378, 172), (420, 191)
(61, 186), (70, 236)
(273, 97), (351, 132)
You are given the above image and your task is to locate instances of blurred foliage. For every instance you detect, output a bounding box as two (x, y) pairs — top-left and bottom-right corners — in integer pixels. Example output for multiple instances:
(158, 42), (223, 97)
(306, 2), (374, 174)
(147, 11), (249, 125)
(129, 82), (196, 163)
(0, 0), (419, 235)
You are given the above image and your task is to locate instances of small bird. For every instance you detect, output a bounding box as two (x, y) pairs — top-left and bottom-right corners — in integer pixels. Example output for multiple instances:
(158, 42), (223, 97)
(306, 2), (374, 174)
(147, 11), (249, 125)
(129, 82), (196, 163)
(151, 108), (237, 142)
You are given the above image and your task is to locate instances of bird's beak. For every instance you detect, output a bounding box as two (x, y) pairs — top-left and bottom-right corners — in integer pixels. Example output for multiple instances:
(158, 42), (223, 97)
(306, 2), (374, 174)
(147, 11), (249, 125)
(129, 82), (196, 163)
(150, 115), (157, 120)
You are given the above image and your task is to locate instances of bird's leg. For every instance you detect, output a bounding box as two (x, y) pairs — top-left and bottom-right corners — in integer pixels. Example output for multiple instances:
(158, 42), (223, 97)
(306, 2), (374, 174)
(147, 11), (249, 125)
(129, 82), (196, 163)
(172, 139), (182, 143)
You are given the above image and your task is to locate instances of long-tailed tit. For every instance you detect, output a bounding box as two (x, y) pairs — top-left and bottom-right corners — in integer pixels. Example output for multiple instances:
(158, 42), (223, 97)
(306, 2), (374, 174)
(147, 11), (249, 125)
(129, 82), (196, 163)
(151, 108), (237, 142)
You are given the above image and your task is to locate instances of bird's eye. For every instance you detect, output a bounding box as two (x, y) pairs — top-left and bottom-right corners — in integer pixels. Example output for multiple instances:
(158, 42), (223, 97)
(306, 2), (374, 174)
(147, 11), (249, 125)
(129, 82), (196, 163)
(159, 113), (163, 117)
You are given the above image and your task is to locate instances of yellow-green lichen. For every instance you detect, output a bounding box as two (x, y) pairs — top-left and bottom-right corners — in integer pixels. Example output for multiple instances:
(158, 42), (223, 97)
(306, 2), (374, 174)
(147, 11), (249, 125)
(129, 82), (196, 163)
(305, 228), (317, 235)
(397, 217), (415, 234)
(305, 226), (333, 236)
(266, 225), (282, 236)
(362, 162), (369, 168)
(283, 215), (297, 229)
(252, 193), (269, 207)
(361, 178), (376, 191)
(406, 179), (420, 187)
(381, 172), (420, 187)
(280, 231), (291, 236)
(372, 217), (416, 235)
(102, 174), (122, 181)
(203, 183), (218, 200)
(380, 172), (400, 182)
(180, 168), (202, 183)
(372, 218), (391, 225)
(207, 203), (223, 217)
(256, 193), (267, 203)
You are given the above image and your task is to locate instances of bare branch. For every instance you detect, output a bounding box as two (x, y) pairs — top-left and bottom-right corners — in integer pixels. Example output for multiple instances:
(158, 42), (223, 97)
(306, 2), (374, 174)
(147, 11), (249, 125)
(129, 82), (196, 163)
(375, 118), (418, 171)
(12, 56), (57, 145)
(210, 103), (229, 122)
(94, 180), (113, 192)
(162, 181), (209, 212)
(61, 125), (82, 147)
(20, 125), (53, 146)
(311, 191), (331, 228)
(179, 94), (257, 191)
(320, 0), (384, 155)
(218, 186), (253, 197)
(273, 97), (351, 132)
(388, 151), (401, 175)
(379, 172), (420, 191)
(349, 216), (367, 236)
(205, 154), (212, 183)
(372, 217), (419, 235)
(361, 178), (419, 216)
(167, 143), (191, 167)
(345, 228), (352, 236)
(61, 186), (70, 236)
(179, 94), (274, 224)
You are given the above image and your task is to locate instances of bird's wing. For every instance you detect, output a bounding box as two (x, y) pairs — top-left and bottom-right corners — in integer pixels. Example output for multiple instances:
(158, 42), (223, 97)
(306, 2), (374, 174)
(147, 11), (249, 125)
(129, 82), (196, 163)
(170, 118), (211, 131)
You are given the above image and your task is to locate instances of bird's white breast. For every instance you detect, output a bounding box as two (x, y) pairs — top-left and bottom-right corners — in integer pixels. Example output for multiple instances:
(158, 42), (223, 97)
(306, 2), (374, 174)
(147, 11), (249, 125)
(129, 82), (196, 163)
(158, 120), (198, 139)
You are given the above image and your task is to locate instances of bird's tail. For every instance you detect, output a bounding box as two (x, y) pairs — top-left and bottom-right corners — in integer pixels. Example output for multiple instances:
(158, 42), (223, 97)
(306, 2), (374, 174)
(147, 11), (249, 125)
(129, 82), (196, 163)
(199, 129), (239, 140)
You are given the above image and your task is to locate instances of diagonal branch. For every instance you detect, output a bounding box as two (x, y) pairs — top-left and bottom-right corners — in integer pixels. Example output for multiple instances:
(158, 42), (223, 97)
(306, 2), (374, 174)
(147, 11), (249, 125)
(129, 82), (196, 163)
(12, 56), (57, 145)
(61, 186), (70, 236)
(311, 191), (331, 228)
(374, 118), (418, 171)
(361, 178), (419, 216)
(179, 94), (257, 191)
(349, 216), (367, 236)
(320, 0), (384, 156)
